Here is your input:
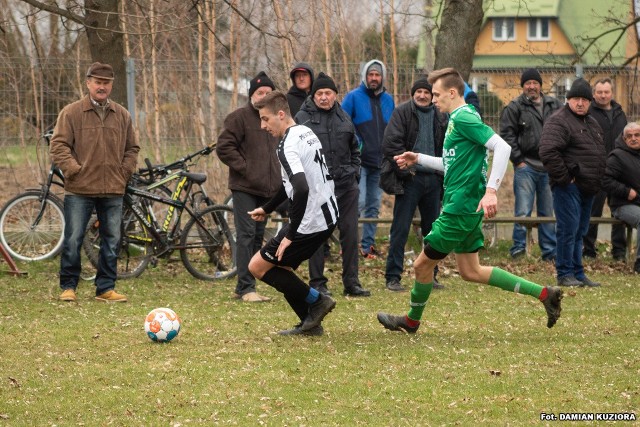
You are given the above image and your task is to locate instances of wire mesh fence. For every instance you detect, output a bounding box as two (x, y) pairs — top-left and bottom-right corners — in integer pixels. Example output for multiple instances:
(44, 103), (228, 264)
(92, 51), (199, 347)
(1, 58), (639, 206)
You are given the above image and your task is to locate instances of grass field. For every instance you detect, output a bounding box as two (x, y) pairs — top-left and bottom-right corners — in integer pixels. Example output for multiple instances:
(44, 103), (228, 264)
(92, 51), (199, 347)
(1, 241), (639, 426)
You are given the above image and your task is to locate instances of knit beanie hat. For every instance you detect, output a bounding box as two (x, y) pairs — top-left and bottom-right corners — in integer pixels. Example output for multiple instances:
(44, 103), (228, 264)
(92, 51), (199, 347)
(311, 72), (338, 97)
(411, 78), (432, 97)
(367, 62), (383, 75)
(520, 68), (542, 87)
(248, 71), (275, 98)
(566, 78), (593, 101)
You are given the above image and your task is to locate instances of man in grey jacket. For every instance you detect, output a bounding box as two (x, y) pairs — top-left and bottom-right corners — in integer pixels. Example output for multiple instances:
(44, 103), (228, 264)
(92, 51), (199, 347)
(500, 68), (562, 261)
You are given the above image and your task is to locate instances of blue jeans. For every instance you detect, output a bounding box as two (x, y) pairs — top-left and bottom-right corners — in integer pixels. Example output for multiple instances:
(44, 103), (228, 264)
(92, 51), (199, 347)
(552, 184), (594, 280)
(358, 166), (383, 252)
(612, 204), (640, 263)
(60, 195), (123, 294)
(510, 165), (556, 259)
(385, 173), (441, 282)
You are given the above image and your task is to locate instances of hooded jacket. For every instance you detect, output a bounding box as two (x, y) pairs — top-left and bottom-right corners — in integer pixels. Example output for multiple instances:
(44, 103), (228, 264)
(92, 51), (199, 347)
(216, 101), (281, 198)
(286, 62), (314, 116)
(500, 92), (563, 170)
(294, 96), (360, 185)
(341, 59), (395, 169)
(539, 104), (606, 196)
(602, 136), (640, 209)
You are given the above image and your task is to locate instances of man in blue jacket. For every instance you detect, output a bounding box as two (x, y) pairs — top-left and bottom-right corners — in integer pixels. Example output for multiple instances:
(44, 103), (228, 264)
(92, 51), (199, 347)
(342, 60), (395, 258)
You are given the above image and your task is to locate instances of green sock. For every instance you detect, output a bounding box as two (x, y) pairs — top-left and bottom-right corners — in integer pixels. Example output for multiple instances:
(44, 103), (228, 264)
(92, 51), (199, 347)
(407, 281), (433, 321)
(488, 267), (543, 299)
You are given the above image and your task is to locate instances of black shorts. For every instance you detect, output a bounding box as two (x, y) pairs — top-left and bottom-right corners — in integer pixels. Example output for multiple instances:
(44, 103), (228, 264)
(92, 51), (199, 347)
(260, 224), (336, 269)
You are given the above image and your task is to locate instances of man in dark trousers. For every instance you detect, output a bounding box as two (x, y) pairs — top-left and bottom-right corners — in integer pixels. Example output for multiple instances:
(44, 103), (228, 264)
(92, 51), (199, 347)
(583, 77), (628, 260)
(381, 77), (447, 292)
(295, 72), (370, 297)
(217, 71), (281, 302)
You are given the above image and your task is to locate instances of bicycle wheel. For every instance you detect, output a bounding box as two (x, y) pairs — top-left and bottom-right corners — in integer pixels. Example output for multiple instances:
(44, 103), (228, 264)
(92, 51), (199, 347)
(82, 205), (151, 279)
(0, 190), (65, 261)
(180, 204), (237, 280)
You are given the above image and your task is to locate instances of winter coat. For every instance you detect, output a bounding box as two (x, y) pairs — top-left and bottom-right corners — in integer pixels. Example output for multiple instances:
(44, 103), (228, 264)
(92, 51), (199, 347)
(216, 101), (281, 198)
(380, 100), (446, 194)
(539, 104), (606, 196)
(500, 93), (563, 170)
(341, 60), (395, 169)
(602, 137), (640, 209)
(295, 97), (360, 187)
(50, 95), (139, 196)
(588, 100), (627, 154)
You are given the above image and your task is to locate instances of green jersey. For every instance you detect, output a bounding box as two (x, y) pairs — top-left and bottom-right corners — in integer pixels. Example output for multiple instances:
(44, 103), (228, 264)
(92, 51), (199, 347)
(441, 104), (495, 215)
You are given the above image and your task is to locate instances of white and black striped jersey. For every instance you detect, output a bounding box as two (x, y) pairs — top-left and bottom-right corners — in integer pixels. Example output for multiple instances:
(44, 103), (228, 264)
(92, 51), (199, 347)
(277, 124), (338, 234)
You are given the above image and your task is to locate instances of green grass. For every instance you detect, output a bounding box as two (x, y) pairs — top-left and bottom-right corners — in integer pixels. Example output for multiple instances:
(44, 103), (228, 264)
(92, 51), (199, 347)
(1, 242), (639, 426)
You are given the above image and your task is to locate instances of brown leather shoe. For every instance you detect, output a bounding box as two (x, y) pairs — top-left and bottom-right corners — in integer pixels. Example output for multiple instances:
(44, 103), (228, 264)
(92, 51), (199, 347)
(241, 292), (271, 302)
(60, 289), (77, 302)
(95, 290), (128, 303)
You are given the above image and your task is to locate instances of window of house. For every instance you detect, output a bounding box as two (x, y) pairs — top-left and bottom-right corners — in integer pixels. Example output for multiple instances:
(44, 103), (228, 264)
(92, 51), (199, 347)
(528, 18), (550, 41)
(493, 18), (515, 41)
(552, 78), (571, 104)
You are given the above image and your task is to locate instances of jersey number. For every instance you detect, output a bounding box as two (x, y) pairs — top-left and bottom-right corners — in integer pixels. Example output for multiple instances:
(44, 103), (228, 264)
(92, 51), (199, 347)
(313, 149), (332, 183)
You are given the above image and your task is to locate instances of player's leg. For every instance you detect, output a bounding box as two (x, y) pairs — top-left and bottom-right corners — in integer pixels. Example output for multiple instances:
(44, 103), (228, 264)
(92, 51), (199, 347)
(455, 251), (563, 328)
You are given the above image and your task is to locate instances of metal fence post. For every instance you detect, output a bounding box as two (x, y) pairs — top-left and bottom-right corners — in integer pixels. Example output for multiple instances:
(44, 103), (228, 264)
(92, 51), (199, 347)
(126, 58), (136, 125)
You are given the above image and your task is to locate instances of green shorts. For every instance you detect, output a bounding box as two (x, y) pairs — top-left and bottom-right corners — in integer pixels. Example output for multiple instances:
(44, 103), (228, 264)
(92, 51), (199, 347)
(424, 211), (485, 255)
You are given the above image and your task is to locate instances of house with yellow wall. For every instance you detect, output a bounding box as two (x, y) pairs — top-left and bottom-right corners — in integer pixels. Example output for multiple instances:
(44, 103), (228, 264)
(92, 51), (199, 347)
(418, 0), (639, 121)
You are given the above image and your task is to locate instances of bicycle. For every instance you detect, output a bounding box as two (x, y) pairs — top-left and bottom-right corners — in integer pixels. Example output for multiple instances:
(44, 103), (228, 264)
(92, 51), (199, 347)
(0, 131), (66, 261)
(82, 145), (222, 279)
(83, 164), (237, 280)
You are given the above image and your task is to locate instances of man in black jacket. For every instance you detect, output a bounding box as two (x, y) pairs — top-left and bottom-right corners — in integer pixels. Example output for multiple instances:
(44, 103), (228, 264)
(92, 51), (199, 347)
(381, 77), (447, 292)
(500, 68), (562, 261)
(602, 122), (640, 273)
(295, 72), (371, 297)
(286, 62), (314, 116)
(540, 78), (606, 288)
(583, 78), (628, 260)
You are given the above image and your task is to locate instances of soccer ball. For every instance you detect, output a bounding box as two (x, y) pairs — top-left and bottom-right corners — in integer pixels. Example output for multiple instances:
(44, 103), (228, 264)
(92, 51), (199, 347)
(144, 308), (181, 342)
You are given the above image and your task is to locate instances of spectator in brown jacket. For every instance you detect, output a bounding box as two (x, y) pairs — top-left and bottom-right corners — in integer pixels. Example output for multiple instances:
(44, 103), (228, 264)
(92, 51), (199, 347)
(539, 78), (606, 288)
(216, 71), (281, 302)
(51, 62), (140, 303)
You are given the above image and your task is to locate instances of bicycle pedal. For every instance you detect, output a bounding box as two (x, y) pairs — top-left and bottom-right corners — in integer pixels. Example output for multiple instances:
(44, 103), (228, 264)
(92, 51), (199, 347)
(150, 257), (158, 267)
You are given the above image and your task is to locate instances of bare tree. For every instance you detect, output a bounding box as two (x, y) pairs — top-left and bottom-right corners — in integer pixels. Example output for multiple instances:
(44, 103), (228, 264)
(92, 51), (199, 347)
(433, 0), (483, 81)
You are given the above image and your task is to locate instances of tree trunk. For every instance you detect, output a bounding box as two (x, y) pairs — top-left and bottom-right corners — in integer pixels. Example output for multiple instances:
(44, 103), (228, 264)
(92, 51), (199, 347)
(84, 0), (127, 105)
(433, 0), (483, 81)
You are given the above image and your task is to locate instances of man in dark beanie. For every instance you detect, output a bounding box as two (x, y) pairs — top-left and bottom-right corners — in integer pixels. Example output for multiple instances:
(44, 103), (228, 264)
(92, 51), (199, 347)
(381, 76), (447, 292)
(286, 63), (314, 116)
(217, 71), (280, 302)
(540, 77), (606, 288)
(50, 62), (139, 303)
(295, 72), (371, 297)
(500, 68), (562, 262)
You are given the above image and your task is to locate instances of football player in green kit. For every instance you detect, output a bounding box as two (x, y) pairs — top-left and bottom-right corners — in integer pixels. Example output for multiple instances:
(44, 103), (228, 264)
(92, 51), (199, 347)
(377, 68), (563, 333)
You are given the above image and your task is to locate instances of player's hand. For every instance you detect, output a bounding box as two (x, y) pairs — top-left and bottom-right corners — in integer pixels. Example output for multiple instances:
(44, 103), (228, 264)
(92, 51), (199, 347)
(276, 237), (292, 261)
(477, 189), (498, 219)
(394, 152), (418, 170)
(248, 207), (266, 222)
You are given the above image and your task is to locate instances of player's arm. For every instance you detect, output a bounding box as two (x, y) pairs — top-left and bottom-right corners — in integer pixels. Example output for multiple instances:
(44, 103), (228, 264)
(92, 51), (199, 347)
(394, 152), (444, 172)
(477, 134), (511, 218)
(285, 172), (309, 240)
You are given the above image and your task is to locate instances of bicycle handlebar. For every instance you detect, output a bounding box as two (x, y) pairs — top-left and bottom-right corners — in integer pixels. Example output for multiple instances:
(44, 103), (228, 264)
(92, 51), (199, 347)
(136, 143), (217, 181)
